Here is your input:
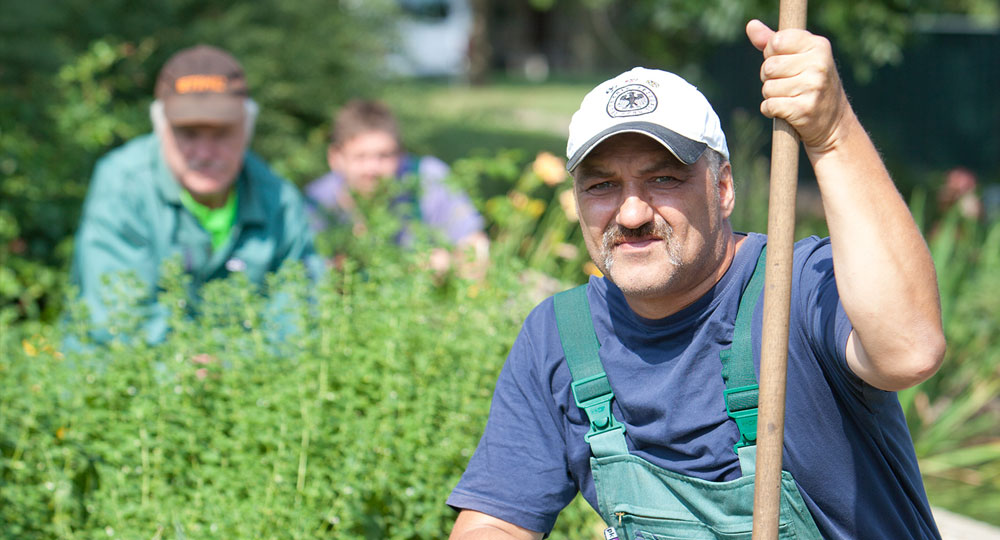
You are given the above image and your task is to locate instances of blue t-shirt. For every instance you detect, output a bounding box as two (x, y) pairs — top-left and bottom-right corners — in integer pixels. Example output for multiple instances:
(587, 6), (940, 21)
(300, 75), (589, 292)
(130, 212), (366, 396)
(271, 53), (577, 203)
(448, 233), (939, 539)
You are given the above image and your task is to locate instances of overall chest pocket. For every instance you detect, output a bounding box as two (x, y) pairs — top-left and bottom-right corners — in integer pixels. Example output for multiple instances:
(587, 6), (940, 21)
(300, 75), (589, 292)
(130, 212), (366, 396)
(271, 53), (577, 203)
(618, 512), (797, 540)
(593, 455), (814, 540)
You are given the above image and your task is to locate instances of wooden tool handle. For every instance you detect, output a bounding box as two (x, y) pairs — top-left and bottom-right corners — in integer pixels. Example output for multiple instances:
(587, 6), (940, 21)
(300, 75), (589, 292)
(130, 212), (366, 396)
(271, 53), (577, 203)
(752, 1), (808, 539)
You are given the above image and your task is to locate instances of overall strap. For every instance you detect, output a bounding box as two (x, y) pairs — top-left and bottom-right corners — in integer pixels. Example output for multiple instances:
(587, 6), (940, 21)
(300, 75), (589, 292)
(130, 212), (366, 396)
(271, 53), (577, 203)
(719, 247), (768, 472)
(553, 285), (628, 457)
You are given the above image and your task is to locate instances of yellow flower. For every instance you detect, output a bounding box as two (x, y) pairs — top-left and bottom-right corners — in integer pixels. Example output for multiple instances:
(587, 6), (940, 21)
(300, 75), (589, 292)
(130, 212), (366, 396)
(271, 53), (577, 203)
(526, 199), (546, 218)
(559, 189), (578, 222)
(583, 261), (604, 277)
(532, 151), (568, 186)
(22, 340), (37, 357)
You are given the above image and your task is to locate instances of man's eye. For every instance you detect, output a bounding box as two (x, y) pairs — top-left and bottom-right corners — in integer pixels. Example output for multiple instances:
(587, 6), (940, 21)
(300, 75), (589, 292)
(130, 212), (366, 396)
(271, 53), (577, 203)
(652, 176), (682, 186)
(586, 181), (614, 192)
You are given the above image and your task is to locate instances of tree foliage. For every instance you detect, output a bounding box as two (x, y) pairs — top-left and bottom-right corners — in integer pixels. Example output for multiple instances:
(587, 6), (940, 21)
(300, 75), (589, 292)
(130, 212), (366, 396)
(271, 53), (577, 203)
(526, 0), (998, 80)
(0, 0), (398, 321)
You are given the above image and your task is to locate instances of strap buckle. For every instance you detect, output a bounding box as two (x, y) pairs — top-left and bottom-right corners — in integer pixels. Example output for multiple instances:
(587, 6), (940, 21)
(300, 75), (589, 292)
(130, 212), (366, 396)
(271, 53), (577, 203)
(571, 374), (626, 442)
(723, 384), (759, 454)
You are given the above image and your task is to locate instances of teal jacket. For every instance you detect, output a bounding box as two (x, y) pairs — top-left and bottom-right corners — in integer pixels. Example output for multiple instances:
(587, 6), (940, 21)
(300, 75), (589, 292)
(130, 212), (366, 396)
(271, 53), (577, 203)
(70, 133), (321, 343)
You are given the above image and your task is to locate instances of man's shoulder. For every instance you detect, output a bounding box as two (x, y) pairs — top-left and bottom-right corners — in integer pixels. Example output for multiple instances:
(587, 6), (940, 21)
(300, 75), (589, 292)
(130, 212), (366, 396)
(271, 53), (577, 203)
(523, 293), (559, 329)
(92, 134), (159, 183)
(792, 234), (833, 257)
(241, 151), (306, 204)
(86, 134), (164, 205)
(520, 279), (608, 341)
(503, 288), (578, 381)
(100, 133), (157, 161)
(788, 235), (836, 292)
(741, 233), (833, 270)
(243, 151), (288, 186)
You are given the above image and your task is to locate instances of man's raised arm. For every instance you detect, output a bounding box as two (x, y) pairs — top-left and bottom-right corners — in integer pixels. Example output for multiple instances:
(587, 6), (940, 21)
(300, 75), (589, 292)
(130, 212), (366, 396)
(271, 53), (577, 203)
(746, 19), (945, 391)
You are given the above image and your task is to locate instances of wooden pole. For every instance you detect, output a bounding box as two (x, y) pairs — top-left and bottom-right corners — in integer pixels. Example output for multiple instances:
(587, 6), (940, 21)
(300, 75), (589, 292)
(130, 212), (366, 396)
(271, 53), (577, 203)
(751, 1), (808, 539)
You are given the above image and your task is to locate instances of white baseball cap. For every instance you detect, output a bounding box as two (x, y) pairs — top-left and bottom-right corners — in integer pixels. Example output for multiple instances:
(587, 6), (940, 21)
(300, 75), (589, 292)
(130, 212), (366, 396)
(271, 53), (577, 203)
(566, 67), (729, 172)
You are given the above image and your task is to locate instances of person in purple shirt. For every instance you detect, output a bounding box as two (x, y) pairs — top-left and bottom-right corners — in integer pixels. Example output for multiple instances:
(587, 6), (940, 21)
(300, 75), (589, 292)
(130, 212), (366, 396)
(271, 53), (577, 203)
(305, 99), (489, 277)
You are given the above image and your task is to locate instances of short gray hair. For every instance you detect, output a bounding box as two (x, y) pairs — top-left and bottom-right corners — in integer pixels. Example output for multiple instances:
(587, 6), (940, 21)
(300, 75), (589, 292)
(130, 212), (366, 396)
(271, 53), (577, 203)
(703, 148), (726, 186)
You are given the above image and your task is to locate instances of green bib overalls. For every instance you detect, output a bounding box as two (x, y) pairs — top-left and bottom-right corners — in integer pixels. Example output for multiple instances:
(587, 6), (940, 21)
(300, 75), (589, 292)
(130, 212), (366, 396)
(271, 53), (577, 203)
(552, 250), (824, 540)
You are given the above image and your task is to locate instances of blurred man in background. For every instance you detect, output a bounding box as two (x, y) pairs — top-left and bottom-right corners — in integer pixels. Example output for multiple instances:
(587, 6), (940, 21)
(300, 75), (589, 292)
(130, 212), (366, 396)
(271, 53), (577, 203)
(306, 99), (489, 278)
(71, 45), (320, 344)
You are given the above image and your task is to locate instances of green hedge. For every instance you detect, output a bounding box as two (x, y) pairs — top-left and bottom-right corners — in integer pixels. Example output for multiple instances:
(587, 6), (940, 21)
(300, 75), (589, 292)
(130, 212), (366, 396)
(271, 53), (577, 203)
(2, 243), (606, 539)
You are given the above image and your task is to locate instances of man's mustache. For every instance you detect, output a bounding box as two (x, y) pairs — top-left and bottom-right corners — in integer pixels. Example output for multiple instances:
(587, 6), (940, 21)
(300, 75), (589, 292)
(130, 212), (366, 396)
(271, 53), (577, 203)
(602, 219), (672, 247)
(186, 159), (228, 174)
(599, 217), (676, 272)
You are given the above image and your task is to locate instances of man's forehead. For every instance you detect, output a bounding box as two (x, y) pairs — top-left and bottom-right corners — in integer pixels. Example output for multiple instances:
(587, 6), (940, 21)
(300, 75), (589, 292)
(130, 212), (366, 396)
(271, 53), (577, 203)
(339, 129), (400, 149)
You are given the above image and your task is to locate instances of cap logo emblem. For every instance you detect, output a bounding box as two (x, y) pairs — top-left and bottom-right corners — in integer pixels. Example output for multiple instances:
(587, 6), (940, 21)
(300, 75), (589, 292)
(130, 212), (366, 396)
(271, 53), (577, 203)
(606, 84), (657, 117)
(175, 74), (228, 94)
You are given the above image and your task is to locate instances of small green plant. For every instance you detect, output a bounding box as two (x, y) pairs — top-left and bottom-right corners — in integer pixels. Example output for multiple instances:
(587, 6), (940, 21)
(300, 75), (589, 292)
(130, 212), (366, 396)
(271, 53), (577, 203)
(450, 149), (598, 287)
(902, 213), (1000, 525)
(2, 213), (613, 539)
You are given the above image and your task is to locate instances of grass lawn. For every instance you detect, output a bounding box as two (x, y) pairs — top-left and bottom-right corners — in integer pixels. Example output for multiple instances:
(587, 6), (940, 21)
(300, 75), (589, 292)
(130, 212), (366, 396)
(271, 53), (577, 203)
(379, 78), (599, 164)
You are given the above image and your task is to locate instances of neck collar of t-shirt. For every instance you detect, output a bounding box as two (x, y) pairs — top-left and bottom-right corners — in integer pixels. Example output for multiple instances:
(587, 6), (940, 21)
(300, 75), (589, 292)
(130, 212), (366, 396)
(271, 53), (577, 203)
(179, 188), (239, 251)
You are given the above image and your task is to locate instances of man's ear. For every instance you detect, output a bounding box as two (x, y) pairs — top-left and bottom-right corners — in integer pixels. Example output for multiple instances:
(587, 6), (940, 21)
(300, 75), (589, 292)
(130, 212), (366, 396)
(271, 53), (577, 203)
(326, 144), (342, 173)
(718, 161), (736, 219)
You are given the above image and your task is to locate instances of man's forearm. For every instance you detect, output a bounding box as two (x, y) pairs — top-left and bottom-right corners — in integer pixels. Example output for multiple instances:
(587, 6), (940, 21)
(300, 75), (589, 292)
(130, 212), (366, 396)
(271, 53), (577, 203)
(451, 528), (532, 540)
(449, 510), (543, 540)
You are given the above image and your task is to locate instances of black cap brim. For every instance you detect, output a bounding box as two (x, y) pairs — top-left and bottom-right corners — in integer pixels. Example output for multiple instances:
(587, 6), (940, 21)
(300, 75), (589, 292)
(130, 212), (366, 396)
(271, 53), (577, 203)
(566, 121), (707, 172)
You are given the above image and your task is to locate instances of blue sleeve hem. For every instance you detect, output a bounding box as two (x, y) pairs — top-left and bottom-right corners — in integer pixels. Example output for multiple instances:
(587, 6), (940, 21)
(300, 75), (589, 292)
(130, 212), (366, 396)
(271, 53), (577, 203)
(447, 489), (556, 534)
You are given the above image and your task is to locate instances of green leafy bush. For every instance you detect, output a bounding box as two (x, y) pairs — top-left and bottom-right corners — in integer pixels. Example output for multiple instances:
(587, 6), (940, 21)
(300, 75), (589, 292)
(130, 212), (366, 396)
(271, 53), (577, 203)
(902, 214), (1000, 525)
(2, 223), (609, 539)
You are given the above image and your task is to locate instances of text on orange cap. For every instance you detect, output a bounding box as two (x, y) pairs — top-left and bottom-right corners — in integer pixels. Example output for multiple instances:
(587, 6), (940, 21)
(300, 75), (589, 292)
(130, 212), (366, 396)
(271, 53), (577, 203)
(175, 75), (228, 94)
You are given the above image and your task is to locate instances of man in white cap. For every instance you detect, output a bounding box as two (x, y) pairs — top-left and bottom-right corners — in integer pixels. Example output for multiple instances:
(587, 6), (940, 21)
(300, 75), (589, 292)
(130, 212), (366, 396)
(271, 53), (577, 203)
(71, 45), (321, 344)
(447, 20), (944, 540)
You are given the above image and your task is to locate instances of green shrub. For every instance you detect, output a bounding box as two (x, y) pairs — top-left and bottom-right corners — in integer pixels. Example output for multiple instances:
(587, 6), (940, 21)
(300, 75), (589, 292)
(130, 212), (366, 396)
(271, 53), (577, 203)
(2, 228), (611, 539)
(902, 213), (1000, 525)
